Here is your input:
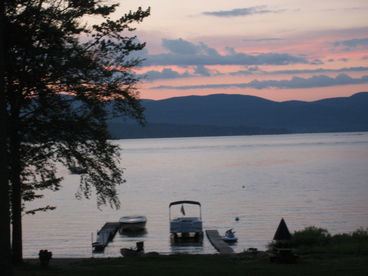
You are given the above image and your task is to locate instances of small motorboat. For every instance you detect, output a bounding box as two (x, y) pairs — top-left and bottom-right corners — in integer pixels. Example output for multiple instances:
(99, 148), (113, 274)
(120, 241), (144, 257)
(92, 241), (105, 252)
(119, 216), (147, 232)
(223, 229), (238, 243)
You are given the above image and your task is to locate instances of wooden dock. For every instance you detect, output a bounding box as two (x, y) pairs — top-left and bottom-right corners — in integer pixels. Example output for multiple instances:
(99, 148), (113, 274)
(206, 230), (234, 254)
(93, 222), (120, 252)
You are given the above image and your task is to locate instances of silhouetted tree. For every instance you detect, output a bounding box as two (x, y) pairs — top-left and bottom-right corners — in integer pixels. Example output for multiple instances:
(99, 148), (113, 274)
(0, 1), (12, 274)
(3, 0), (150, 263)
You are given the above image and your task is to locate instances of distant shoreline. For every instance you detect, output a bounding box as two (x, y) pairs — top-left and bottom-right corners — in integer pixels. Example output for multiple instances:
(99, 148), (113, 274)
(108, 92), (368, 139)
(109, 129), (368, 140)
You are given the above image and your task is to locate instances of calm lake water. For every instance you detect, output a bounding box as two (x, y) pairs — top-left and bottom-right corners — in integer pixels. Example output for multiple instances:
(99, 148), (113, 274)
(23, 132), (368, 258)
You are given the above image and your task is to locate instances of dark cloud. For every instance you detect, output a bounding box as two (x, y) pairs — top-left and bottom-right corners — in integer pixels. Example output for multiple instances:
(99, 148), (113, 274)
(194, 65), (212, 76)
(142, 68), (191, 81)
(230, 66), (368, 76)
(339, 58), (349, 62)
(362, 56), (368, 60)
(202, 6), (284, 17)
(145, 38), (308, 66)
(162, 38), (199, 55)
(138, 65), (216, 81)
(332, 37), (368, 51)
(151, 74), (368, 90)
(310, 59), (324, 65)
(230, 66), (261, 75)
(142, 66), (368, 81)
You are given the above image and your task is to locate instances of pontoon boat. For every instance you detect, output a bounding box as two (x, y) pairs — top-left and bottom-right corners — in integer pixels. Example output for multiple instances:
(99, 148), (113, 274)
(169, 200), (203, 239)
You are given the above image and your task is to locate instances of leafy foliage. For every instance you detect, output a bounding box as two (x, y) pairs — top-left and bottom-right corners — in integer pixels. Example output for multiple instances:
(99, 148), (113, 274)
(269, 226), (368, 255)
(291, 226), (331, 247)
(4, 0), (150, 212)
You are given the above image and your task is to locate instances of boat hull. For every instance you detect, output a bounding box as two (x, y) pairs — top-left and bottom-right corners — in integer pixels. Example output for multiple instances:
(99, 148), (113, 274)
(119, 216), (147, 232)
(170, 217), (203, 234)
(223, 237), (238, 243)
(120, 221), (146, 232)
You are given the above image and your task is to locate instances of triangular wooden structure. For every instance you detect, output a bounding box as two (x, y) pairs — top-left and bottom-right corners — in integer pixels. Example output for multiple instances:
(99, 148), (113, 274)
(273, 218), (291, 240)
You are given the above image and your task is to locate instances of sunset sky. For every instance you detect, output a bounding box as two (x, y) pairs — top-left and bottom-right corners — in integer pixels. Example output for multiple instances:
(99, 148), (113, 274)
(113, 0), (368, 101)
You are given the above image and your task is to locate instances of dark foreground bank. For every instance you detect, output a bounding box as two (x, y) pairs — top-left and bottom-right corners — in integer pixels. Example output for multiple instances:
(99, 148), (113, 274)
(17, 251), (368, 276)
(17, 227), (368, 275)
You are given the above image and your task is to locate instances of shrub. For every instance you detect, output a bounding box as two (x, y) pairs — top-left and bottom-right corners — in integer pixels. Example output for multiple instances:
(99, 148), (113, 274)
(291, 226), (331, 247)
(267, 226), (368, 253)
(352, 227), (368, 240)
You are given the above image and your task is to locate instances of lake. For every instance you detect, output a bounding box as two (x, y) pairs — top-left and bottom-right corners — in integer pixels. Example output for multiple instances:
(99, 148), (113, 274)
(23, 132), (368, 258)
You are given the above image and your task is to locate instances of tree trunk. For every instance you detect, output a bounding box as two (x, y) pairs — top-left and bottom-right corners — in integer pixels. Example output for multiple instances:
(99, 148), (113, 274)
(7, 36), (23, 264)
(0, 0), (13, 274)
(10, 123), (23, 264)
(8, 73), (23, 264)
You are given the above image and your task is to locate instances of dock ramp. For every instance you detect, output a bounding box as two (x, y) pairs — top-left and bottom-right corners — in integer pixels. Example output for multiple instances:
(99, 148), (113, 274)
(206, 230), (234, 254)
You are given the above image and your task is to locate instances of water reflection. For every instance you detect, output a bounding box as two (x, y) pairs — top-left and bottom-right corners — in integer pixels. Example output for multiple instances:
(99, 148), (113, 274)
(119, 229), (147, 237)
(170, 235), (204, 254)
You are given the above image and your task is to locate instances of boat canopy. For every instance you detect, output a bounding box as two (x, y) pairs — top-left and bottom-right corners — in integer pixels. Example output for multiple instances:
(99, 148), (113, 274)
(169, 200), (201, 207)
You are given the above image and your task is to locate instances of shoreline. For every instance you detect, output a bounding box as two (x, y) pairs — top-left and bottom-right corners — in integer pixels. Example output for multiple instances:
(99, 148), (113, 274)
(16, 250), (368, 276)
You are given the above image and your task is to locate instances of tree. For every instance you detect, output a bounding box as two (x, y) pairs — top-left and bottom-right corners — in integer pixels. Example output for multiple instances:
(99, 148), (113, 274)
(3, 0), (150, 263)
(0, 1), (13, 273)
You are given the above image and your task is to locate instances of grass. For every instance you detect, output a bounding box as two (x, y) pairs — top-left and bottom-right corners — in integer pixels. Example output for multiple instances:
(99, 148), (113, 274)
(16, 251), (368, 276)
(15, 227), (368, 276)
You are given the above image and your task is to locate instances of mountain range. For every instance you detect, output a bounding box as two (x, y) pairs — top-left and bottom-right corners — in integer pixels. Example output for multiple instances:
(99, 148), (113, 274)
(108, 92), (368, 139)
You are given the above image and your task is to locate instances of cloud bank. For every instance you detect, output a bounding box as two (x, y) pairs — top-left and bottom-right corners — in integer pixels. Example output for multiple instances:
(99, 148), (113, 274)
(139, 65), (216, 81)
(139, 66), (368, 81)
(202, 6), (283, 17)
(333, 37), (368, 48)
(145, 38), (308, 66)
(332, 37), (368, 51)
(230, 66), (368, 76)
(142, 68), (191, 80)
(151, 74), (368, 90)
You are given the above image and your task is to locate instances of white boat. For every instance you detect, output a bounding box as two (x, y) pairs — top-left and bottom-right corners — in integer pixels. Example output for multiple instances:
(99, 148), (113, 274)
(223, 229), (238, 243)
(169, 200), (203, 239)
(119, 216), (147, 232)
